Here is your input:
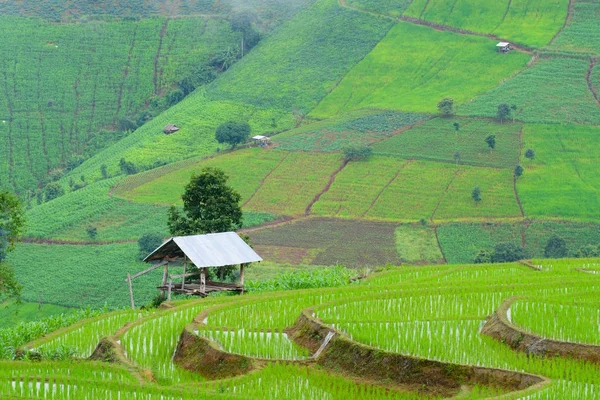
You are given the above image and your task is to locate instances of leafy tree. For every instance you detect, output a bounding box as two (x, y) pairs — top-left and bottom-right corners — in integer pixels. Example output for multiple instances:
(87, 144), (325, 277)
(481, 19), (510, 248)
(138, 232), (164, 260)
(343, 146), (373, 161)
(514, 165), (524, 178)
(578, 244), (599, 258)
(100, 164), (108, 179)
(453, 151), (461, 166)
(43, 182), (65, 202)
(168, 167), (242, 235)
(437, 98), (454, 117)
(117, 118), (137, 132)
(86, 226), (98, 241)
(473, 249), (493, 264)
(165, 88), (185, 106)
(136, 110), (153, 127)
(0, 191), (25, 298)
(544, 235), (567, 259)
(510, 104), (518, 122)
(453, 122), (460, 131)
(215, 121), (251, 149)
(229, 11), (261, 55)
(485, 135), (496, 153)
(497, 103), (511, 123)
(471, 186), (481, 204)
(119, 158), (138, 175)
(525, 148), (535, 161)
(491, 242), (530, 263)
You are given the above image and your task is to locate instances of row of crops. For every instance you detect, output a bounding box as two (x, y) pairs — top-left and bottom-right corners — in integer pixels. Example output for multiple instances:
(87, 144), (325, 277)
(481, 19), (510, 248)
(3, 259), (600, 398)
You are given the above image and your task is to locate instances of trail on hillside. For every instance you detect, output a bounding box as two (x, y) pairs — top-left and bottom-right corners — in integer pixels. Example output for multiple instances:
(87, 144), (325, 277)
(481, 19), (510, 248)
(586, 58), (600, 108)
(305, 159), (349, 216)
(549, 0), (574, 46)
(243, 152), (290, 208)
(514, 126), (525, 219)
(361, 160), (413, 217)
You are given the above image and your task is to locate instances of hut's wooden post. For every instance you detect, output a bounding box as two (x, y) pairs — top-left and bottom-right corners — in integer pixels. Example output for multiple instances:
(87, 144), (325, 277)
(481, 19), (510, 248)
(167, 279), (172, 301)
(127, 273), (135, 310)
(162, 263), (169, 286)
(240, 264), (245, 286)
(200, 268), (206, 292)
(182, 256), (187, 291)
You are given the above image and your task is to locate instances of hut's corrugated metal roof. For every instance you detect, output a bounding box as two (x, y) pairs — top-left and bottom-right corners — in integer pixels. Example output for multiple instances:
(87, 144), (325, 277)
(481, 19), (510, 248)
(143, 232), (262, 268)
(496, 42), (510, 47)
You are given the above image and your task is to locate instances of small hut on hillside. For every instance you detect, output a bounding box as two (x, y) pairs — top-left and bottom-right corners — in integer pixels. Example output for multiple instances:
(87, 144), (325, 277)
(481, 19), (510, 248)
(496, 42), (512, 53)
(252, 135), (271, 147)
(125, 232), (262, 308)
(163, 124), (180, 134)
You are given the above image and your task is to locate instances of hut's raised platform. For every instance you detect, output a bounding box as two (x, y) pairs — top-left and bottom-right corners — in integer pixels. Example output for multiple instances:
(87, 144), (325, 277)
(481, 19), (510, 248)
(158, 281), (243, 297)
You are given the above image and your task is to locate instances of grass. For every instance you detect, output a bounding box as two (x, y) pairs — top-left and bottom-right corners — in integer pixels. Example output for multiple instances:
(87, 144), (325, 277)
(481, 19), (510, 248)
(311, 21), (530, 117)
(275, 110), (429, 152)
(0, 16), (238, 194)
(404, 0), (569, 48)
(434, 165), (521, 220)
(310, 156), (408, 218)
(207, 0), (395, 112)
(5, 242), (162, 308)
(345, 0), (413, 17)
(244, 152), (343, 216)
(458, 57), (600, 125)
(547, 0), (600, 55)
(372, 118), (522, 168)
(518, 124), (600, 221)
(248, 218), (402, 267)
(0, 301), (73, 328)
(394, 224), (444, 263)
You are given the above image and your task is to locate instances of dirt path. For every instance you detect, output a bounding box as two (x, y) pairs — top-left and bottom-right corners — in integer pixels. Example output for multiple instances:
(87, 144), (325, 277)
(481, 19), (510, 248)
(514, 126), (525, 219)
(153, 21), (169, 95)
(21, 237), (136, 246)
(238, 216), (303, 234)
(430, 169), (461, 223)
(433, 225), (448, 264)
(305, 159), (349, 216)
(549, 0), (574, 46)
(115, 25), (138, 124)
(586, 58), (600, 108)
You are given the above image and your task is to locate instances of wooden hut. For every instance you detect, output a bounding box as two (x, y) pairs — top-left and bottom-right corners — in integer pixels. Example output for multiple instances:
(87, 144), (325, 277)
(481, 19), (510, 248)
(496, 42), (512, 53)
(163, 124), (180, 134)
(252, 135), (271, 147)
(125, 232), (262, 308)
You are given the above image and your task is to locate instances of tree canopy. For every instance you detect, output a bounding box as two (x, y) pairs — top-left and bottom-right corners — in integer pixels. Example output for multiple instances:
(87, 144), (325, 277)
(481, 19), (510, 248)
(437, 98), (454, 117)
(544, 235), (567, 258)
(167, 167), (242, 235)
(215, 121), (251, 148)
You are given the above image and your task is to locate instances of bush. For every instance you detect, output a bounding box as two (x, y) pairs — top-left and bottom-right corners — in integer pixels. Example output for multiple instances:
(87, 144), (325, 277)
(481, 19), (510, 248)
(343, 146), (372, 161)
(544, 235), (567, 258)
(491, 242), (530, 263)
(215, 121), (251, 148)
(138, 233), (165, 260)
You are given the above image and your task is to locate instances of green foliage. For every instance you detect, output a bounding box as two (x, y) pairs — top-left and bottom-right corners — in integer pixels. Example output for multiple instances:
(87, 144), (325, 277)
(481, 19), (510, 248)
(437, 97), (455, 117)
(168, 168), (242, 235)
(514, 164), (524, 178)
(525, 148), (535, 161)
(0, 17), (239, 194)
(404, 0), (569, 48)
(471, 186), (481, 203)
(518, 124), (600, 220)
(43, 182), (65, 202)
(312, 21), (529, 117)
(276, 110), (428, 152)
(119, 158), (138, 175)
(548, 1), (600, 55)
(484, 135), (496, 151)
(394, 224), (444, 263)
(496, 104), (511, 122)
(459, 58), (600, 124)
(85, 226), (97, 241)
(343, 146), (372, 161)
(490, 242), (530, 263)
(245, 265), (352, 292)
(473, 249), (493, 264)
(545, 235), (567, 259)
(138, 233), (165, 260)
(372, 118), (521, 168)
(215, 121), (251, 148)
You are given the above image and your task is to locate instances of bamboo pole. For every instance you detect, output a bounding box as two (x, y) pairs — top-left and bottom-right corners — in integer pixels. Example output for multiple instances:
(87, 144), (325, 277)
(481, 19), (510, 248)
(167, 279), (172, 301)
(182, 256), (187, 291)
(127, 273), (135, 310)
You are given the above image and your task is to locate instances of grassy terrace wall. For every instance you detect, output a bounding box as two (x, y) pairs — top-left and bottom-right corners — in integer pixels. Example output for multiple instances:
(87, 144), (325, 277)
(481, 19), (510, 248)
(482, 297), (600, 364)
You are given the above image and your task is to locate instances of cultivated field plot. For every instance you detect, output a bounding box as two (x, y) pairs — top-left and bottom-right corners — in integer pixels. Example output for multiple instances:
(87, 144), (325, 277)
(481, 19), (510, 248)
(311, 21), (530, 117)
(434, 166), (521, 220)
(372, 118), (522, 168)
(403, 0), (569, 48)
(459, 57), (600, 125)
(310, 156), (409, 217)
(5, 242), (160, 309)
(248, 218), (402, 267)
(518, 124), (600, 220)
(547, 0), (600, 55)
(437, 220), (600, 264)
(364, 161), (457, 221)
(4, 260), (600, 399)
(394, 224), (444, 263)
(0, 17), (237, 193)
(275, 110), (428, 152)
(208, 0), (394, 111)
(345, 0), (413, 17)
(244, 152), (343, 216)
(116, 148), (287, 205)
